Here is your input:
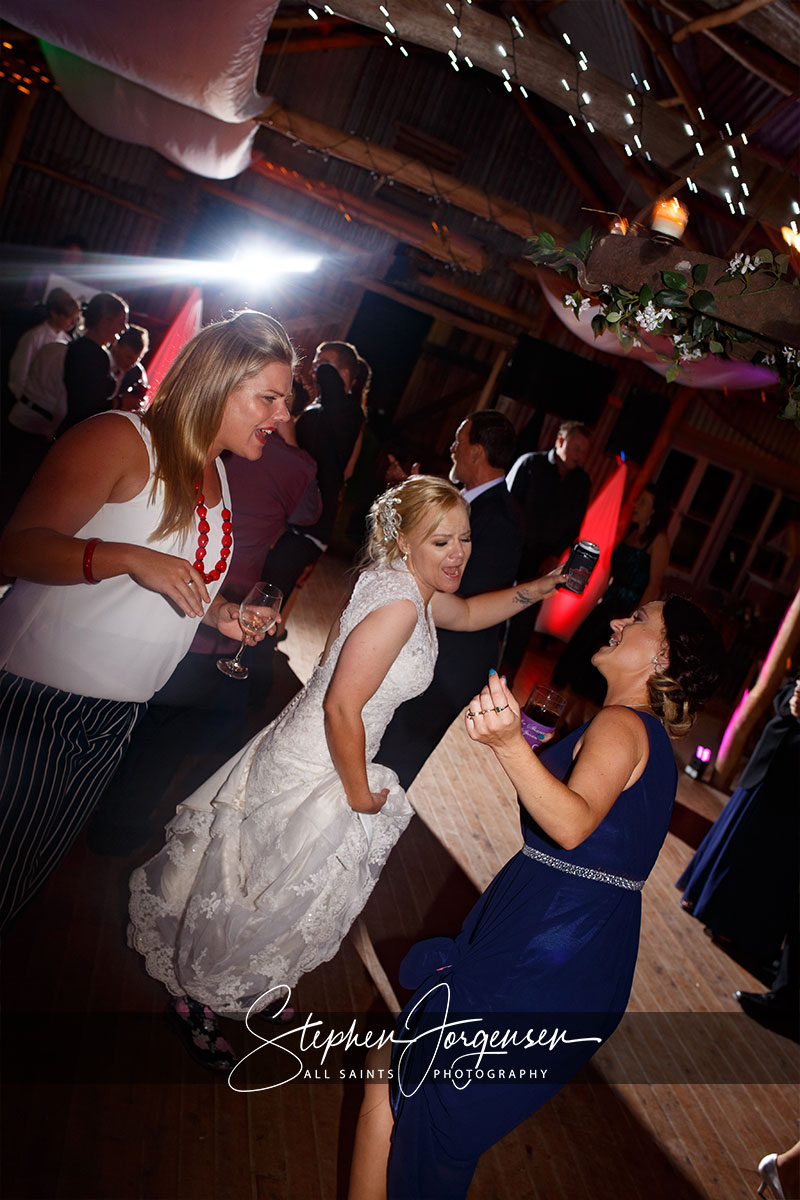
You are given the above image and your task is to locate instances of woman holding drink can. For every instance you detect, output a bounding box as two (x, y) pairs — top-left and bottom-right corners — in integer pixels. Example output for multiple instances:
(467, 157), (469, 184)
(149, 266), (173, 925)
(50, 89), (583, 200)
(348, 595), (722, 1200)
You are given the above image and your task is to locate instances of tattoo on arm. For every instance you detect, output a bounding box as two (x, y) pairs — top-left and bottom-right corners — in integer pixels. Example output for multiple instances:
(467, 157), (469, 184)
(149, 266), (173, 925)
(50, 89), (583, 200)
(513, 589), (534, 607)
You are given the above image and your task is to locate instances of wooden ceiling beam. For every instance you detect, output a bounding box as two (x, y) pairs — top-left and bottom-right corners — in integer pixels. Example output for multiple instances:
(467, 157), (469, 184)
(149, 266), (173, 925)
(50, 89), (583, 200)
(650, 0), (798, 92)
(631, 86), (799, 223)
(352, 276), (517, 346)
(412, 271), (544, 335)
(328, 0), (796, 230)
(248, 157), (488, 271)
(512, 93), (608, 211)
(256, 103), (570, 243)
(200, 179), (376, 259)
(672, 0), (781, 43)
(617, 0), (706, 123)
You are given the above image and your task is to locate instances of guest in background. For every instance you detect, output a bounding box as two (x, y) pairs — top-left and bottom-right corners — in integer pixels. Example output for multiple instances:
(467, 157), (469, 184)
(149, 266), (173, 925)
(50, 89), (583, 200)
(2, 341), (70, 530)
(0, 310), (293, 927)
(678, 676), (800, 974)
(264, 340), (365, 600)
(111, 325), (149, 410)
(551, 482), (671, 721)
(7, 287), (79, 403)
(501, 420), (592, 680)
(734, 900), (799, 1042)
(377, 411), (523, 789)
(59, 291), (128, 433)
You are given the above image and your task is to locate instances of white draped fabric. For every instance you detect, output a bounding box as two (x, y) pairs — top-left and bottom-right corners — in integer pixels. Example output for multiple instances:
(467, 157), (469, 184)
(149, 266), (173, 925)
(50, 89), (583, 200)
(5, 1), (280, 178)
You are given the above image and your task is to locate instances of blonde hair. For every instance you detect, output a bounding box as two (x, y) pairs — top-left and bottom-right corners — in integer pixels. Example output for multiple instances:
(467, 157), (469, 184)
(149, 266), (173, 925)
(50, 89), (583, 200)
(143, 310), (297, 540)
(364, 475), (466, 568)
(647, 674), (693, 739)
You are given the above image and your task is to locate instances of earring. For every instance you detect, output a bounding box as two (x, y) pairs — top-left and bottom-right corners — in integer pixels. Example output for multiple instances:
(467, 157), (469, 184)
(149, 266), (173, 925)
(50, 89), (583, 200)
(402, 552), (408, 564)
(651, 657), (662, 672)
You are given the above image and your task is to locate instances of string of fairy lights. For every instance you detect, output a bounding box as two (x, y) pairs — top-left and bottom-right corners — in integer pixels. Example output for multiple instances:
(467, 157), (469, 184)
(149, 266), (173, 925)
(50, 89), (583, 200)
(0, 37), (58, 97)
(320, 1), (797, 242)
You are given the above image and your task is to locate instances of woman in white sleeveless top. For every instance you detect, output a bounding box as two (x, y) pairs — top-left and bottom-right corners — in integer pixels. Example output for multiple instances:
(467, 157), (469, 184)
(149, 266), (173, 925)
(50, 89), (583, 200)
(0, 310), (295, 929)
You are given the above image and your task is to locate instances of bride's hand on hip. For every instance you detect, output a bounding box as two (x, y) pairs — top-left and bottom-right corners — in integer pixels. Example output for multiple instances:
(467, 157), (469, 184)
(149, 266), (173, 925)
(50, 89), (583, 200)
(348, 788), (389, 814)
(465, 672), (524, 750)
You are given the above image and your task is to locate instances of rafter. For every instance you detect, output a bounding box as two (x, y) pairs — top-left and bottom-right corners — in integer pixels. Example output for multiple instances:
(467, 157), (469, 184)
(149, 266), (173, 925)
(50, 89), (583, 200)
(617, 0), (706, 123)
(672, 0), (780, 43)
(513, 94), (608, 210)
(256, 103), (570, 242)
(248, 157), (488, 271)
(649, 0), (799, 91)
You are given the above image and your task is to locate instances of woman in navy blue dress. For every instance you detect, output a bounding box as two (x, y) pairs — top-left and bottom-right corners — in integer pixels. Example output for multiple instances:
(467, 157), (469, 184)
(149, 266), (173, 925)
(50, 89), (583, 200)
(347, 596), (721, 1200)
(677, 676), (800, 968)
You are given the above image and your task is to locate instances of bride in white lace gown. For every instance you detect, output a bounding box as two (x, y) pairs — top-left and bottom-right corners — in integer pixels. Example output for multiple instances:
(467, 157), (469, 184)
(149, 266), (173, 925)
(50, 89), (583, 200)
(129, 475), (559, 1051)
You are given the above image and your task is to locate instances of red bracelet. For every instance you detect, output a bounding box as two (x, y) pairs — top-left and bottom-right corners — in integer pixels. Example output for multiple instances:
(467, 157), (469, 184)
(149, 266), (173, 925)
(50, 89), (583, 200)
(82, 537), (102, 584)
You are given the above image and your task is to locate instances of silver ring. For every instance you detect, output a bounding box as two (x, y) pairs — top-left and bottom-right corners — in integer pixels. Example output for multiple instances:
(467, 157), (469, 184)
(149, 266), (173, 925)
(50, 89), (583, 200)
(186, 579), (194, 586)
(466, 710), (477, 721)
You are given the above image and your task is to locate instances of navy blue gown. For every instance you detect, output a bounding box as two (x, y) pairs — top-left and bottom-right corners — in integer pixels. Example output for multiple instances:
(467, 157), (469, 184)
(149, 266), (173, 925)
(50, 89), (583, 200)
(387, 711), (676, 1199)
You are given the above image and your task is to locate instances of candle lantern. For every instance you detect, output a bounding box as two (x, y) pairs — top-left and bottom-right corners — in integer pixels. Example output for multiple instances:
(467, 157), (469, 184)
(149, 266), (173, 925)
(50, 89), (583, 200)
(650, 197), (689, 241)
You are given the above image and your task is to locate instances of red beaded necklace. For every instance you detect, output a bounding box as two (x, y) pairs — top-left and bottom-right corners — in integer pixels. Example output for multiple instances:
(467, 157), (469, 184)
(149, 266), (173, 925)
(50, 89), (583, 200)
(192, 485), (233, 583)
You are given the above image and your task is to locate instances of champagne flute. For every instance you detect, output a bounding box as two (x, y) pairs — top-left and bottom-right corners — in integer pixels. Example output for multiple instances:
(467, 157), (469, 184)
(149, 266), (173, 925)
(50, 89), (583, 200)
(217, 582), (283, 679)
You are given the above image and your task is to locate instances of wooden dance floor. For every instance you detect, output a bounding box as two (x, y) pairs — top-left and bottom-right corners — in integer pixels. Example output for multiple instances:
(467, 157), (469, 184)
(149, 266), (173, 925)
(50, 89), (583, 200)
(2, 554), (797, 1199)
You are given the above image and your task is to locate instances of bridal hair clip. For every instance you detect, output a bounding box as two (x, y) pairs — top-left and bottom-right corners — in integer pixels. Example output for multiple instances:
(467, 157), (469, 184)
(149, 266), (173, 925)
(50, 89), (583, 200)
(381, 495), (402, 542)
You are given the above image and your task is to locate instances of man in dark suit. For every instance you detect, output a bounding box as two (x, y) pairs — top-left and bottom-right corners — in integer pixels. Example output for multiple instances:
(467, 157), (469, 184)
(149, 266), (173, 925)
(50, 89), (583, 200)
(501, 419), (592, 680)
(263, 341), (364, 599)
(376, 411), (523, 790)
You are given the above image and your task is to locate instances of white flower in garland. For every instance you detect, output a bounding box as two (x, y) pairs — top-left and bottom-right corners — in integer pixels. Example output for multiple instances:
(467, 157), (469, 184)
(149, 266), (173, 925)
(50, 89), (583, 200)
(728, 252), (758, 275)
(635, 300), (673, 332)
(563, 294), (593, 317)
(783, 346), (797, 364)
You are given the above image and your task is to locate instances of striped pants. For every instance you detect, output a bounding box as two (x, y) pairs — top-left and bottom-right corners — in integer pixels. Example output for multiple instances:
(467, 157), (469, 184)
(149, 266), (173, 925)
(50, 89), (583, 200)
(0, 671), (143, 930)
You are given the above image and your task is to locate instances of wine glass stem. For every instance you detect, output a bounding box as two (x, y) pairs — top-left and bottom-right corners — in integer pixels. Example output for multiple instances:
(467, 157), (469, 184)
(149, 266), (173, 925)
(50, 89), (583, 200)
(231, 639), (246, 666)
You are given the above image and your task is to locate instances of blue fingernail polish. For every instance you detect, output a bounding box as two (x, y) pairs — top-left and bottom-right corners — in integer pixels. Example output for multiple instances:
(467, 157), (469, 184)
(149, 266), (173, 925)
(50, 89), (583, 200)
(489, 668), (496, 676)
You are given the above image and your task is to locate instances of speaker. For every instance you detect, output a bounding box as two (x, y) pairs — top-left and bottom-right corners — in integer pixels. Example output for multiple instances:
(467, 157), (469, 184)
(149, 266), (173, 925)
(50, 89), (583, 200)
(605, 387), (669, 462)
(499, 335), (613, 425)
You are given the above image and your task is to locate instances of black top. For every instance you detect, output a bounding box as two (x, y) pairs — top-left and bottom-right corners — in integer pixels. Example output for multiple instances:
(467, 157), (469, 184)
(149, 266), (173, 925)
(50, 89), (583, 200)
(61, 337), (115, 433)
(375, 479), (523, 789)
(293, 363), (364, 544)
(506, 448), (590, 568)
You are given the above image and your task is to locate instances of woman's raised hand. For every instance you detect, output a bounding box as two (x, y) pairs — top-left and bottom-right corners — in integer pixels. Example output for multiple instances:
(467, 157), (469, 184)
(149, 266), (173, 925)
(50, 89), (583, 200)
(125, 546), (209, 618)
(465, 671), (523, 749)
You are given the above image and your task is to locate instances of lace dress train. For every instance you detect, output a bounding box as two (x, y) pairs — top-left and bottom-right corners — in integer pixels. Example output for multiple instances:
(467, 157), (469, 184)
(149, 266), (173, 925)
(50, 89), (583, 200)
(128, 563), (437, 1015)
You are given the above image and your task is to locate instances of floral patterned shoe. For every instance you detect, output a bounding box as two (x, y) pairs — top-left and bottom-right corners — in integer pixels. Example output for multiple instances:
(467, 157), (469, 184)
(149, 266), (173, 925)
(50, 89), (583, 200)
(167, 995), (237, 1072)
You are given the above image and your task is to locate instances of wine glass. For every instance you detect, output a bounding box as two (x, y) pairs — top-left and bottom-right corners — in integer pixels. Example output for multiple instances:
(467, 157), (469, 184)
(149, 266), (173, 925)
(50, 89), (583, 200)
(217, 582), (283, 679)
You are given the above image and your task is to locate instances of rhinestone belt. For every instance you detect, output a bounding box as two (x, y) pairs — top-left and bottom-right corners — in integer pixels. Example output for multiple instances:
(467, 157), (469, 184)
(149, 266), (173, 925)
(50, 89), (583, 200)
(521, 844), (646, 891)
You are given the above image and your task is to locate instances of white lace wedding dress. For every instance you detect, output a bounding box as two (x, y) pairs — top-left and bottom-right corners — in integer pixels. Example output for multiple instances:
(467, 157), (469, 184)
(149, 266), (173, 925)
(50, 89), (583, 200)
(128, 562), (436, 1015)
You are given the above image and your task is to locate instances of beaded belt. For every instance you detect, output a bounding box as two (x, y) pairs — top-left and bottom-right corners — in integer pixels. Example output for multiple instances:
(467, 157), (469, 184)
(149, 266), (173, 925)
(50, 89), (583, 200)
(521, 844), (646, 891)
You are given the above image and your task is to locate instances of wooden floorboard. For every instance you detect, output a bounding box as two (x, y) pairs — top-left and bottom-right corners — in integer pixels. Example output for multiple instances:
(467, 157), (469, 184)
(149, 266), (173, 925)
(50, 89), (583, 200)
(1, 553), (797, 1200)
